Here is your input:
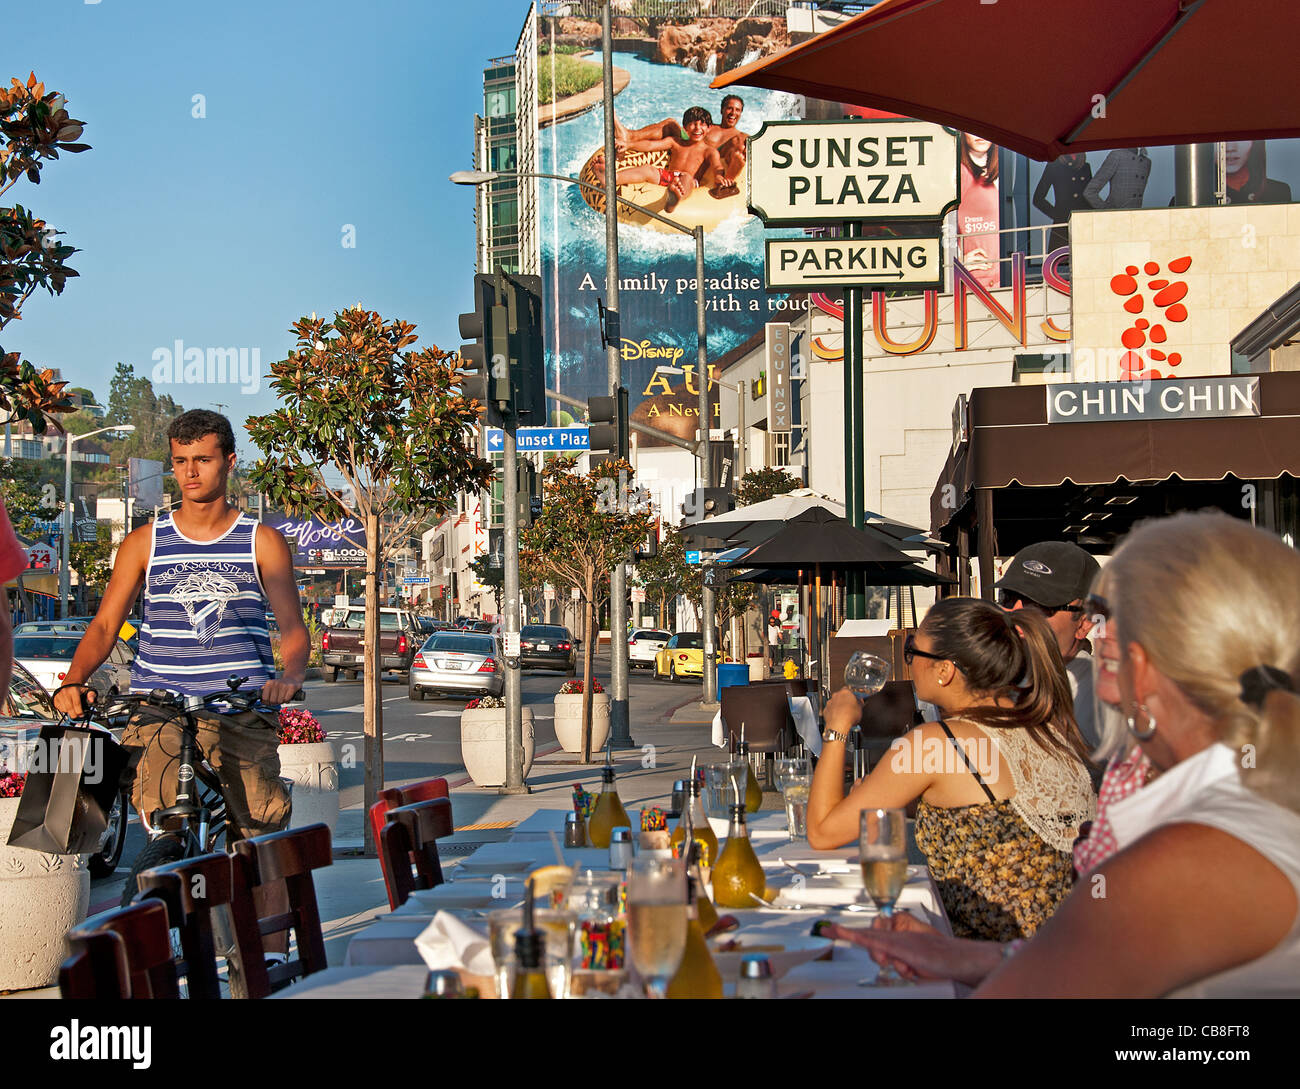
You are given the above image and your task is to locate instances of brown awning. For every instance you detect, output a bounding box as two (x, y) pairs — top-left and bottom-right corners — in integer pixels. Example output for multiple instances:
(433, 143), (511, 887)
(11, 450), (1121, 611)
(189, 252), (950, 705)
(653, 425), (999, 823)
(931, 372), (1300, 534)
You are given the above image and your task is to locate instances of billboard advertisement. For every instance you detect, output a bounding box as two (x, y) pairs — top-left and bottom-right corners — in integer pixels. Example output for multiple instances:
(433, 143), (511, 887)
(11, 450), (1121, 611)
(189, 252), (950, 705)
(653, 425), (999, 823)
(534, 13), (828, 448)
(263, 510), (366, 568)
(70, 482), (99, 544)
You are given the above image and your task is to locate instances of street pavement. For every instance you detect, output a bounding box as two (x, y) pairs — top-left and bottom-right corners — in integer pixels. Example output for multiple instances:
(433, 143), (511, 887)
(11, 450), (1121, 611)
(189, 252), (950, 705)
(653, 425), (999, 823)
(57, 650), (774, 982)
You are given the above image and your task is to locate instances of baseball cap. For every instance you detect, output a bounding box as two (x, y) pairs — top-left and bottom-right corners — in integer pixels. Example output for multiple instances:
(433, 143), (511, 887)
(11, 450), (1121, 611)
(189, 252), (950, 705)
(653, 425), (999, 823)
(995, 541), (1100, 608)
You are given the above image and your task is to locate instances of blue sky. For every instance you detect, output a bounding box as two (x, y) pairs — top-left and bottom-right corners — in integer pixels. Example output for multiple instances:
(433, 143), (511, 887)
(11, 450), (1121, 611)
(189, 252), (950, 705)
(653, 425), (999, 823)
(4, 0), (533, 449)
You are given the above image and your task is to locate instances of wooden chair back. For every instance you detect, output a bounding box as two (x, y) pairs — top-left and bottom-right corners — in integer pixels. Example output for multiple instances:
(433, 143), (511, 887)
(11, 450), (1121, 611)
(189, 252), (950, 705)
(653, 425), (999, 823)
(59, 936), (128, 999)
(232, 823), (333, 996)
(380, 798), (454, 907)
(133, 851), (261, 1000)
(720, 683), (793, 754)
(65, 900), (180, 999)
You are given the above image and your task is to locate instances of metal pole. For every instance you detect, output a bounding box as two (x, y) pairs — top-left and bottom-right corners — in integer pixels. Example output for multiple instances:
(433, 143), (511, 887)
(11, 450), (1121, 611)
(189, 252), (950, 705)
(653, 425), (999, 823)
(602, 2), (634, 750)
(696, 225), (717, 707)
(845, 221), (866, 618)
(501, 420), (527, 794)
(60, 436), (73, 619)
(737, 380), (746, 479)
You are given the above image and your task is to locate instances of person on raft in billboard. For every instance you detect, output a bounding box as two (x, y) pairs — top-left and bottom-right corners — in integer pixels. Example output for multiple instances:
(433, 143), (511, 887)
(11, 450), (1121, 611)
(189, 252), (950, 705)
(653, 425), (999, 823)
(597, 106), (730, 210)
(614, 95), (747, 195)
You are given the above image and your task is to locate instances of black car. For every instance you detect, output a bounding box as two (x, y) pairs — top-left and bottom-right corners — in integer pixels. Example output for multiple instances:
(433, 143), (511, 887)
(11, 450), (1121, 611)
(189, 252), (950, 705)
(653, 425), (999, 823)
(519, 624), (576, 674)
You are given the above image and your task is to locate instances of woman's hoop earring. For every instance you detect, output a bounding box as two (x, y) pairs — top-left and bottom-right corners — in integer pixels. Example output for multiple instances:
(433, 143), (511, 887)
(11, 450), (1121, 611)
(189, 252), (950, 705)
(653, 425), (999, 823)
(1126, 703), (1157, 741)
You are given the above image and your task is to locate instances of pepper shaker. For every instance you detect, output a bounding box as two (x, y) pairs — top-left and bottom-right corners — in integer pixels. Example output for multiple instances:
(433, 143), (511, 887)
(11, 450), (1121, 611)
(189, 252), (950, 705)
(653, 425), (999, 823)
(736, 954), (776, 999)
(609, 827), (634, 871)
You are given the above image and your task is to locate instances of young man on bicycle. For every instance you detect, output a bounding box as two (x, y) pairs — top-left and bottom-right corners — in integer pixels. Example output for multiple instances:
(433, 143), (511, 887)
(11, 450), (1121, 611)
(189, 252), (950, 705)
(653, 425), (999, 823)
(54, 409), (310, 848)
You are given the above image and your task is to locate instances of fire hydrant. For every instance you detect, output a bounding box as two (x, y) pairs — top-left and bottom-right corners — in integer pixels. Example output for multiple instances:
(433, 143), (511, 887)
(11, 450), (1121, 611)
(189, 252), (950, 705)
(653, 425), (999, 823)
(783, 657), (798, 680)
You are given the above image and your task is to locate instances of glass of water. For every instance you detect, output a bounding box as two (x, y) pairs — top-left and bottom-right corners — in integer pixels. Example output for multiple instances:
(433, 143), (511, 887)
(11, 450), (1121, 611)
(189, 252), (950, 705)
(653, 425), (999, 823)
(781, 771), (812, 840)
(845, 651), (891, 698)
(488, 907), (576, 999)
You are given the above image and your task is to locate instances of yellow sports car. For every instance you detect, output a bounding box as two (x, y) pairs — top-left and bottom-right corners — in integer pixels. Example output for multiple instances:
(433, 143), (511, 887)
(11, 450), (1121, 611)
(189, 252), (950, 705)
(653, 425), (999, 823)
(652, 632), (723, 682)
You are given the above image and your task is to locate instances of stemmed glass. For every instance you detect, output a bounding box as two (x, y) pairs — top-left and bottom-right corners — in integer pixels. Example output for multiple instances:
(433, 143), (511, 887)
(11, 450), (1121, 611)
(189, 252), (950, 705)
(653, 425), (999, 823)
(858, 807), (908, 987)
(845, 651), (891, 697)
(626, 857), (688, 998)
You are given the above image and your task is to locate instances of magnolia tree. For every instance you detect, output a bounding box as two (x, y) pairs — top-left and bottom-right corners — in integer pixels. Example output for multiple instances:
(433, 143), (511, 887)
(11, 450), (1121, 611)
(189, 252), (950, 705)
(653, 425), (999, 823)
(0, 73), (85, 432)
(521, 457), (654, 762)
(247, 307), (492, 854)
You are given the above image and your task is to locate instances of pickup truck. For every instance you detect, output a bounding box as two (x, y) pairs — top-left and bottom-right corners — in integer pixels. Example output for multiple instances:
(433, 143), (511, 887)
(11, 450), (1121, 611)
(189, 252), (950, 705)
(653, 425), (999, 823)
(321, 607), (420, 681)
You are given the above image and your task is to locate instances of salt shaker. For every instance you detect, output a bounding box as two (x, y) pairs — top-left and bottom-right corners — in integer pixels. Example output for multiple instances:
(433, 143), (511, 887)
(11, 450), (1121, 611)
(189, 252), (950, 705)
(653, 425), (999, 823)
(736, 954), (776, 999)
(423, 970), (465, 998)
(565, 811), (587, 848)
(609, 827), (634, 871)
(669, 779), (687, 819)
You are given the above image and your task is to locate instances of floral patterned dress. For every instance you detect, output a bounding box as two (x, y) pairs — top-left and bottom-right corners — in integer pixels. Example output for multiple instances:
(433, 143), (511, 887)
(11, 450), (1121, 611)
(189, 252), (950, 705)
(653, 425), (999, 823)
(914, 720), (1096, 941)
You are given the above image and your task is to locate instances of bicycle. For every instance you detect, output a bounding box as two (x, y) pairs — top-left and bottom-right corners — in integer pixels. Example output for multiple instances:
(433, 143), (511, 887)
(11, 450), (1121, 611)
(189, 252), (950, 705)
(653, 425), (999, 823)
(67, 675), (302, 908)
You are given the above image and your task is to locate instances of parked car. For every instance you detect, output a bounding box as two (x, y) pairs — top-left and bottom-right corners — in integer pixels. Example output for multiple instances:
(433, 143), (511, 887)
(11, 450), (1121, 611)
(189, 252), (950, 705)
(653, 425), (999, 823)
(16, 618), (139, 653)
(628, 628), (672, 670)
(0, 660), (130, 878)
(12, 633), (128, 700)
(652, 632), (722, 682)
(408, 632), (503, 701)
(321, 606), (421, 682)
(519, 624), (576, 674)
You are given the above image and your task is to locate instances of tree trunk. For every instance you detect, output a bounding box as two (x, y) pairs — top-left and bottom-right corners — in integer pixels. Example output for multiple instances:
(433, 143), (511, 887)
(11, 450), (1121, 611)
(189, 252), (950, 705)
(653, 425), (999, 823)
(580, 572), (596, 764)
(362, 510), (384, 857)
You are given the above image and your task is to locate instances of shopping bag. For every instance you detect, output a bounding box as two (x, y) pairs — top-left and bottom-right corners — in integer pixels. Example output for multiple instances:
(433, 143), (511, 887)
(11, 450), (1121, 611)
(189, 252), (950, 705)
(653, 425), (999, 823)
(6, 724), (129, 854)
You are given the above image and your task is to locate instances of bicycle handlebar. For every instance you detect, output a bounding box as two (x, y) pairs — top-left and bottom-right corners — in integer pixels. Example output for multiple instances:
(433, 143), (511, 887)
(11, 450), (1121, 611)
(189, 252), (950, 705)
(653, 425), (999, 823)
(57, 675), (304, 726)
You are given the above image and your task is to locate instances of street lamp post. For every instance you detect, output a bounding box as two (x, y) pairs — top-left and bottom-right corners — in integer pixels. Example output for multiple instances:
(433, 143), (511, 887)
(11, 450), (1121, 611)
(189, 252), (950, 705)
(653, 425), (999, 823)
(61, 424), (135, 618)
(451, 165), (715, 718)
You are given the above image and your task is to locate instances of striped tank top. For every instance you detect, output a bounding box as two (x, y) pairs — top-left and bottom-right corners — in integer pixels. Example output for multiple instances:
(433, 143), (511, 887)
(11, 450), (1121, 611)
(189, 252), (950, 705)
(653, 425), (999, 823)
(131, 512), (276, 697)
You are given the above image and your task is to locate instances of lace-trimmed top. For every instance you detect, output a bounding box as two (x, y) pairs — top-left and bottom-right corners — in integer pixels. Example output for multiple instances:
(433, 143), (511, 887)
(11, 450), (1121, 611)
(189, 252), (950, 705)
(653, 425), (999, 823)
(962, 719), (1097, 853)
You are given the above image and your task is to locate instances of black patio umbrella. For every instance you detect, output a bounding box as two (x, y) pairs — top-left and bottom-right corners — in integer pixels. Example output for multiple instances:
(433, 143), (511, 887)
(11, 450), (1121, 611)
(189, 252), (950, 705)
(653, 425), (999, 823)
(730, 508), (952, 696)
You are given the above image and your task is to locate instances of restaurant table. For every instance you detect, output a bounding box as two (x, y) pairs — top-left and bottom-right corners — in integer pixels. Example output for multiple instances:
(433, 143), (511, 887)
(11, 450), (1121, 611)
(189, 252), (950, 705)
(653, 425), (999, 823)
(317, 806), (957, 998)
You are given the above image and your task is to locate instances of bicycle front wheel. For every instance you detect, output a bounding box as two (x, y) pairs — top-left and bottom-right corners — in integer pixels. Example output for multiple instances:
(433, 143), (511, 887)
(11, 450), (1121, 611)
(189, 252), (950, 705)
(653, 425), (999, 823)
(119, 833), (191, 907)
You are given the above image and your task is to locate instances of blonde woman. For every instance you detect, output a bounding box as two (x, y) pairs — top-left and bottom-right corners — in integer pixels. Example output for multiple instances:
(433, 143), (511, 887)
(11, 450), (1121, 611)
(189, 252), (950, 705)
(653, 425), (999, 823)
(837, 512), (1300, 997)
(807, 597), (1096, 940)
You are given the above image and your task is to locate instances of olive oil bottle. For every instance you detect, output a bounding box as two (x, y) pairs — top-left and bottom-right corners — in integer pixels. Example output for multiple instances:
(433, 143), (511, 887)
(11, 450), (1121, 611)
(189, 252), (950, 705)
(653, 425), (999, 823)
(669, 763), (718, 868)
(711, 795), (767, 910)
(510, 885), (552, 1000)
(667, 841), (724, 999)
(588, 765), (631, 849)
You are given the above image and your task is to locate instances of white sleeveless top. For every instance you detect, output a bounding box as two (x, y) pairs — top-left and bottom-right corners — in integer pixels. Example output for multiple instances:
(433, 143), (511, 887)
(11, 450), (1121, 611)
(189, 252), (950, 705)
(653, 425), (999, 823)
(1107, 742), (1300, 998)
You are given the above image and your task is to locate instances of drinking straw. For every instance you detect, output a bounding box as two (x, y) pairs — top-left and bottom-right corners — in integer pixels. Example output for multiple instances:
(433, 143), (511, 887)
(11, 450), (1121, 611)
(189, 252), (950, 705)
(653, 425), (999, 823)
(548, 829), (566, 868)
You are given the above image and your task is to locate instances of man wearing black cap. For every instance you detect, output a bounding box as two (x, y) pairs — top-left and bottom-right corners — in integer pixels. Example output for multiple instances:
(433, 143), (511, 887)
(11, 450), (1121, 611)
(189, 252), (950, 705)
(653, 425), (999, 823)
(995, 541), (1101, 752)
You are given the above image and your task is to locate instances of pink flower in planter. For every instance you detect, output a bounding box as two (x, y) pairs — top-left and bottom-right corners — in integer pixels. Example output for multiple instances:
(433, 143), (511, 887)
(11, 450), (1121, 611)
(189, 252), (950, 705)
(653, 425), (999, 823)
(0, 772), (26, 799)
(557, 679), (603, 695)
(277, 708), (326, 745)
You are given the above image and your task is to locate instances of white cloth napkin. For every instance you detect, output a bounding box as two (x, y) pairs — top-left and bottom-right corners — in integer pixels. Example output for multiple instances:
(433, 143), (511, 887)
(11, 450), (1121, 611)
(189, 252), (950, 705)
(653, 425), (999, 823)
(413, 911), (496, 976)
(789, 697), (822, 756)
(711, 710), (726, 748)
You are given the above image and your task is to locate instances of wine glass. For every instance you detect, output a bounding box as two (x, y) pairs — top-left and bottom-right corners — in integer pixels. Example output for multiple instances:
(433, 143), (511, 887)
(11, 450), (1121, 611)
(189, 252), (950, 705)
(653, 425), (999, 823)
(845, 651), (891, 697)
(626, 857), (688, 998)
(858, 807), (909, 987)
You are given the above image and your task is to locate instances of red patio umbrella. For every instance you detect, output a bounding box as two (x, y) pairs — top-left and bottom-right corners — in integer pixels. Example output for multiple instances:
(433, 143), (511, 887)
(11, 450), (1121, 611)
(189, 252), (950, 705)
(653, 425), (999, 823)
(713, 0), (1300, 160)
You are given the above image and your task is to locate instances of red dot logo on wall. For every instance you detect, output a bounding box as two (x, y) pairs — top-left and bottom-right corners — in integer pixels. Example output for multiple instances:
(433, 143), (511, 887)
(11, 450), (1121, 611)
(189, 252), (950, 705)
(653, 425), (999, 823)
(1109, 256), (1192, 380)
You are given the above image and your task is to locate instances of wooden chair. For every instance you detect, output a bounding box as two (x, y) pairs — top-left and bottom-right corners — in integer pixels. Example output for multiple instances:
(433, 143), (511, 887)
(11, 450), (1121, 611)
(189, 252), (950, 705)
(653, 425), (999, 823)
(379, 798), (455, 908)
(64, 901), (180, 999)
(856, 681), (923, 774)
(132, 851), (263, 1001)
(59, 936), (128, 999)
(231, 823), (333, 997)
(367, 777), (450, 853)
(721, 684), (796, 788)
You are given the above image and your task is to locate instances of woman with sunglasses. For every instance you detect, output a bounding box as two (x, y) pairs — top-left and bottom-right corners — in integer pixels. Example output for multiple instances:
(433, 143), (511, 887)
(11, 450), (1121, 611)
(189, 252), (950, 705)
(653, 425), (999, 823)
(829, 512), (1300, 997)
(807, 597), (1096, 941)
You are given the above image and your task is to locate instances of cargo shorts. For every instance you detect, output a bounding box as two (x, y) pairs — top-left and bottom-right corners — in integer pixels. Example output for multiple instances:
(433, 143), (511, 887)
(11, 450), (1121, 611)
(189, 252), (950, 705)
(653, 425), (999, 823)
(121, 704), (292, 841)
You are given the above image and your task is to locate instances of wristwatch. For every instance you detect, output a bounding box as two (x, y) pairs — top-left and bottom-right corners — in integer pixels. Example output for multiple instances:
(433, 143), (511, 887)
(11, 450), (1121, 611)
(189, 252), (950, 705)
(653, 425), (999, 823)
(822, 728), (850, 743)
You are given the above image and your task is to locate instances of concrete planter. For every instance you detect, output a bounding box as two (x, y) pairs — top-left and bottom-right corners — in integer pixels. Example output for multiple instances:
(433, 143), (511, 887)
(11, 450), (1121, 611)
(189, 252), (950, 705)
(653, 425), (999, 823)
(460, 708), (535, 788)
(276, 741), (340, 834)
(553, 692), (611, 755)
(0, 797), (90, 991)
(747, 658), (767, 682)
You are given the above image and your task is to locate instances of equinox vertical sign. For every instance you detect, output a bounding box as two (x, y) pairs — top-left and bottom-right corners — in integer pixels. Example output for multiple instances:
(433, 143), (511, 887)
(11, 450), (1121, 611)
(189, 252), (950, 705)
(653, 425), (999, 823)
(766, 323), (792, 434)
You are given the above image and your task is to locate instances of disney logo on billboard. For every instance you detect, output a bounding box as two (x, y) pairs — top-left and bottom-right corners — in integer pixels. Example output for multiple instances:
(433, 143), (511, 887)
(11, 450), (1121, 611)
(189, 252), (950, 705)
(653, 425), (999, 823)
(619, 339), (686, 365)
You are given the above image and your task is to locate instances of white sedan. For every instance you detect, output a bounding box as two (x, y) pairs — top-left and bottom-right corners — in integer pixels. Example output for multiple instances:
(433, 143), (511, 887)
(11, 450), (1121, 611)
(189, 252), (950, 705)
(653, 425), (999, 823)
(12, 633), (123, 701)
(628, 628), (672, 669)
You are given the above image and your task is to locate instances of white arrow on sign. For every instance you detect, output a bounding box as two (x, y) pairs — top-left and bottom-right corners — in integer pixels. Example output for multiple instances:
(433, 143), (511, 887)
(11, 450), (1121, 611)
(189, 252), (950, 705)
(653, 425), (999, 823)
(486, 429), (504, 452)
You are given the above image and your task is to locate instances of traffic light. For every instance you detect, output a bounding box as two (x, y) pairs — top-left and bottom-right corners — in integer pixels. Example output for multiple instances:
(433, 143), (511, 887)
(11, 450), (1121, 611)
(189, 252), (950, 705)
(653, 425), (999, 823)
(516, 459), (540, 529)
(680, 487), (733, 522)
(634, 524), (659, 561)
(588, 386), (629, 460)
(458, 271), (546, 428)
(458, 273), (510, 426)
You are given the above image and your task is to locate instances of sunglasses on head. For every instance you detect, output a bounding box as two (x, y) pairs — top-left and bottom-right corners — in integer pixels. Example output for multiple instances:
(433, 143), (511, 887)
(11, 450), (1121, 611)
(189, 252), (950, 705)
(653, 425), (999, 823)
(996, 589), (1087, 617)
(903, 633), (947, 666)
